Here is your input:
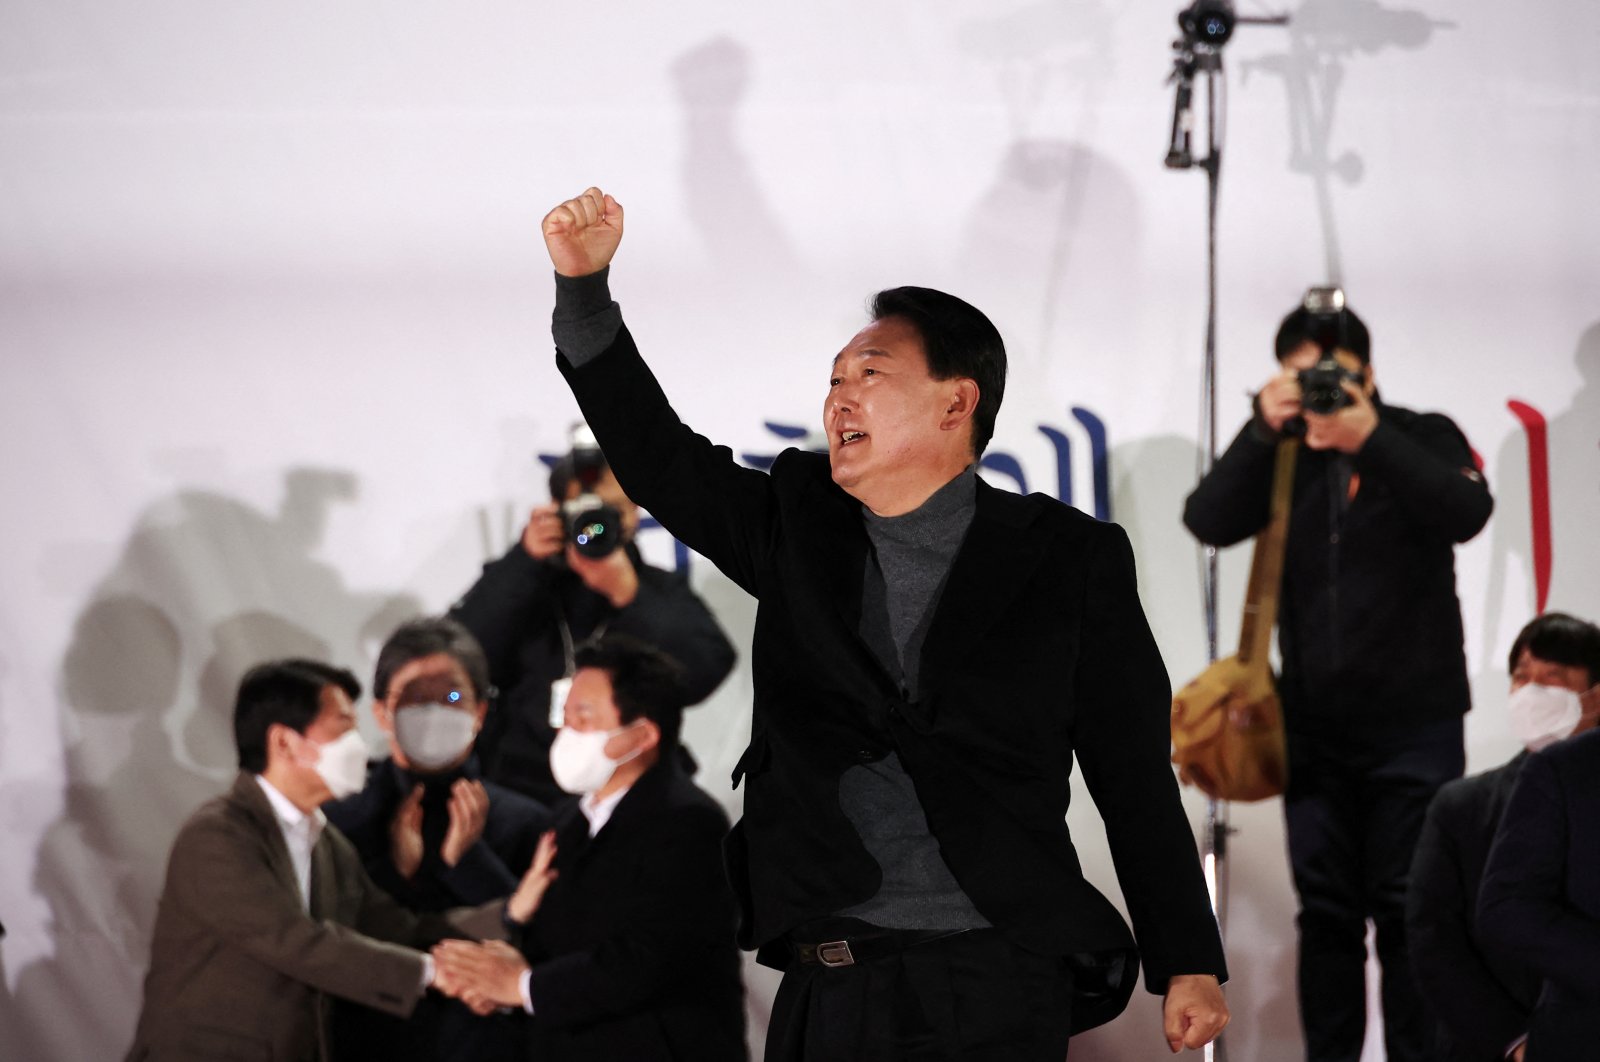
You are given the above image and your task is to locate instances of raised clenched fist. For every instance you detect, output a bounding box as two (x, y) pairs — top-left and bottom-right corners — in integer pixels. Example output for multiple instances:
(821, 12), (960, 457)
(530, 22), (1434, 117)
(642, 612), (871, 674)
(542, 186), (624, 277)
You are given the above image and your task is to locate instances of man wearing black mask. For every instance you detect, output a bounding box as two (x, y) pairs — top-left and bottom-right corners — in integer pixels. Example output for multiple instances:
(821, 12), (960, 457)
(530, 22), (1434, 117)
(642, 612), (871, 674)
(452, 436), (736, 803)
(323, 617), (552, 1062)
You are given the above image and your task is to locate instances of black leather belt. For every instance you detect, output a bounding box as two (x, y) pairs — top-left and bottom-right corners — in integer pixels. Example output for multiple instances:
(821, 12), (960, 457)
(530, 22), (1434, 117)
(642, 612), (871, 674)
(791, 927), (971, 968)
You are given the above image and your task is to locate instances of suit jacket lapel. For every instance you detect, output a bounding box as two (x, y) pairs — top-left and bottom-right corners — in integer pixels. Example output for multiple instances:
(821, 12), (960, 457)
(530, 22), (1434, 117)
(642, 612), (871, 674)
(230, 773), (307, 908)
(308, 829), (338, 920)
(915, 479), (1048, 701)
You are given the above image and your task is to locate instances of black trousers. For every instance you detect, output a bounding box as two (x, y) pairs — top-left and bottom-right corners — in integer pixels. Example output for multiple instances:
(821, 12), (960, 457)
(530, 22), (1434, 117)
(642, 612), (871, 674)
(766, 922), (1075, 1062)
(1285, 716), (1465, 1062)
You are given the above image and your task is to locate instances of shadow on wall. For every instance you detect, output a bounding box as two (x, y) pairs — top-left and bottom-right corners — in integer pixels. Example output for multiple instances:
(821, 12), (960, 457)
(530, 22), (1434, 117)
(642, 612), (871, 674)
(1480, 320), (1600, 704)
(958, 139), (1141, 370)
(673, 36), (799, 279)
(1241, 0), (1451, 282)
(3, 467), (421, 1061)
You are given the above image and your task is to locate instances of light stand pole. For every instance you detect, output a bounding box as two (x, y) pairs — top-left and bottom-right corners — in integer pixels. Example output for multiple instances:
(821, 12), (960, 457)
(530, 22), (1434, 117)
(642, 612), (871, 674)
(1164, 4), (1286, 1059)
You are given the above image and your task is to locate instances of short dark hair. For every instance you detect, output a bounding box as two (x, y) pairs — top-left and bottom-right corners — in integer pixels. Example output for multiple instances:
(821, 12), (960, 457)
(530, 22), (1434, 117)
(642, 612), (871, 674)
(234, 660), (351, 773)
(283, 658), (362, 702)
(1507, 612), (1600, 686)
(373, 617), (492, 702)
(870, 286), (1007, 457)
(1274, 304), (1371, 365)
(574, 634), (689, 751)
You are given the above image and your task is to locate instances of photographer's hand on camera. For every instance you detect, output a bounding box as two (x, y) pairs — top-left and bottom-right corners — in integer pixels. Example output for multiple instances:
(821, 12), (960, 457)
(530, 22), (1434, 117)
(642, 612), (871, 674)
(566, 543), (640, 609)
(520, 503), (566, 562)
(1303, 379), (1378, 454)
(1254, 369), (1304, 434)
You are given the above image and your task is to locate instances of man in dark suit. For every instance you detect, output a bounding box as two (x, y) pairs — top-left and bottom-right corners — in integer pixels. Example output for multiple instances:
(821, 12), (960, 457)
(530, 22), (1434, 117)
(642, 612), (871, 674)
(1478, 667), (1600, 1059)
(434, 634), (747, 1062)
(1408, 612), (1600, 1061)
(519, 187), (1228, 1059)
(126, 660), (510, 1062)
(323, 618), (553, 1062)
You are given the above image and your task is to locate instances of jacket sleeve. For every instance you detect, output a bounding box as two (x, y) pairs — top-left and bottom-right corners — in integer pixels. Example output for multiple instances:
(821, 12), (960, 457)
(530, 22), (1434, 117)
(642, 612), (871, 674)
(556, 319), (779, 599)
(611, 568), (737, 704)
(522, 804), (736, 1026)
(1182, 419), (1277, 548)
(168, 814), (433, 1018)
(1354, 412), (1492, 543)
(1071, 520), (1227, 993)
(450, 543), (555, 686)
(1406, 786), (1531, 1049)
(1477, 750), (1600, 1000)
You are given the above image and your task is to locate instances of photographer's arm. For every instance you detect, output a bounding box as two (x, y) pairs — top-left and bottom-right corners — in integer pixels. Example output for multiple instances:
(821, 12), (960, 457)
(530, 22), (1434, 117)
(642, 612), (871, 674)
(1353, 413), (1492, 543)
(1181, 417), (1277, 548)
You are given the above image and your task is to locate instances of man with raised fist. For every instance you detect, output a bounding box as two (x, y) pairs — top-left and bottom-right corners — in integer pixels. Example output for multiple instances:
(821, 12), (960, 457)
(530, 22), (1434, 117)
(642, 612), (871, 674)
(535, 186), (1229, 1060)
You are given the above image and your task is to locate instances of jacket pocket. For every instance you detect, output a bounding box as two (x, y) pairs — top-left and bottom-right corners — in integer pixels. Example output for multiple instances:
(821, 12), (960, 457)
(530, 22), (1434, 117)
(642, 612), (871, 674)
(729, 732), (771, 789)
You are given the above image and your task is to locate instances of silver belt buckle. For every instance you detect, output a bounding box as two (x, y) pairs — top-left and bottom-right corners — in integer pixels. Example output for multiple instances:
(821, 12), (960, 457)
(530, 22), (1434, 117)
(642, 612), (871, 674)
(816, 940), (855, 967)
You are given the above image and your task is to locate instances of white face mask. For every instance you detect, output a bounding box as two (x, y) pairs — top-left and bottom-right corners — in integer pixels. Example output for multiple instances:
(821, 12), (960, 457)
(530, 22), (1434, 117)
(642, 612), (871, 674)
(306, 728), (371, 799)
(548, 723), (643, 795)
(394, 704), (478, 772)
(1508, 683), (1583, 752)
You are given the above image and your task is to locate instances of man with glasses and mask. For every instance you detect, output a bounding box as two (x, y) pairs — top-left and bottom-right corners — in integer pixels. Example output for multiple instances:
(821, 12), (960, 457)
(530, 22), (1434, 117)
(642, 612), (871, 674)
(433, 633), (746, 1062)
(1409, 612), (1600, 1062)
(322, 617), (552, 1062)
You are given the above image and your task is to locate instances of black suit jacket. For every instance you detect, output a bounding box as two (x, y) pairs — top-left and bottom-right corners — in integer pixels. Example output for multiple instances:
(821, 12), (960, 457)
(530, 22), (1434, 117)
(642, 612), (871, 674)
(558, 321), (1226, 1027)
(1479, 728), (1600, 1060)
(1408, 754), (1539, 1060)
(518, 761), (746, 1062)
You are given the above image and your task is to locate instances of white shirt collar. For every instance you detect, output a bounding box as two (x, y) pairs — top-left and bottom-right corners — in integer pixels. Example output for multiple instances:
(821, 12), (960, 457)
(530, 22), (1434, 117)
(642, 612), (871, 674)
(255, 774), (325, 837)
(578, 785), (630, 838)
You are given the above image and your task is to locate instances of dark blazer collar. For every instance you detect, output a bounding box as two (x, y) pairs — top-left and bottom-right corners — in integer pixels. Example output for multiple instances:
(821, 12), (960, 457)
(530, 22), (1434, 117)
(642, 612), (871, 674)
(914, 478), (1047, 705)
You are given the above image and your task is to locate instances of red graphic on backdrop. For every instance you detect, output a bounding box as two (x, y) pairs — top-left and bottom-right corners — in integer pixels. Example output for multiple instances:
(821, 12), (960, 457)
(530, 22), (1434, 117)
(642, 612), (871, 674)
(1507, 400), (1552, 614)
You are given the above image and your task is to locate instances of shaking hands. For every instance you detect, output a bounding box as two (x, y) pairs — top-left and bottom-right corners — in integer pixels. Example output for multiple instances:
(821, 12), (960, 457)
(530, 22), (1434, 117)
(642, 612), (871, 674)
(430, 830), (558, 1015)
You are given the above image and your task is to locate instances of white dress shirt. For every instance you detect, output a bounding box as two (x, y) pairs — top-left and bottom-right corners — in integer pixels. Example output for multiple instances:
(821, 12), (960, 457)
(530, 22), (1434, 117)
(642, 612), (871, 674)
(254, 774), (434, 987)
(255, 774), (324, 912)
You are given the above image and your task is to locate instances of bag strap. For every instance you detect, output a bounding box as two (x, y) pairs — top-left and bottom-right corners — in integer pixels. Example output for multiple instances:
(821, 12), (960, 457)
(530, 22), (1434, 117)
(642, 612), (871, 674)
(1237, 439), (1298, 669)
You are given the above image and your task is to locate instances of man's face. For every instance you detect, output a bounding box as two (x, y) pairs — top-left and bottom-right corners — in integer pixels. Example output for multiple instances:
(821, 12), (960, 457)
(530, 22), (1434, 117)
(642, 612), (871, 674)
(564, 467), (640, 540)
(824, 316), (965, 495)
(561, 667), (647, 762)
(1510, 648), (1593, 695)
(282, 683), (358, 799)
(375, 652), (485, 770)
(1281, 341), (1375, 396)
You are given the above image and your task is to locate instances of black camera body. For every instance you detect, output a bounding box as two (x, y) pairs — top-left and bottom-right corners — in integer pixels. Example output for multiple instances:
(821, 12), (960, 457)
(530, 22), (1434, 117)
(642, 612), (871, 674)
(1296, 355), (1363, 415)
(1294, 286), (1364, 416)
(560, 425), (624, 559)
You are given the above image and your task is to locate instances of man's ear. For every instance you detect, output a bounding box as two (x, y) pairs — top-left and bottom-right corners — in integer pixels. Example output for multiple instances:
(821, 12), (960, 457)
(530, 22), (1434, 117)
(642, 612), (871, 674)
(940, 379), (980, 432)
(633, 718), (661, 755)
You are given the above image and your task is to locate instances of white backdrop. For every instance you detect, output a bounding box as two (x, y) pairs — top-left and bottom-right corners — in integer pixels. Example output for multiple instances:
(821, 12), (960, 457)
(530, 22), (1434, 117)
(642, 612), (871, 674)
(1, 2), (1596, 1059)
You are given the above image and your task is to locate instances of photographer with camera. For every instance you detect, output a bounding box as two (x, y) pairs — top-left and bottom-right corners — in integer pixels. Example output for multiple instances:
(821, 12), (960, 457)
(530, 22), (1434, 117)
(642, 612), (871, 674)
(452, 427), (736, 803)
(1183, 291), (1493, 1062)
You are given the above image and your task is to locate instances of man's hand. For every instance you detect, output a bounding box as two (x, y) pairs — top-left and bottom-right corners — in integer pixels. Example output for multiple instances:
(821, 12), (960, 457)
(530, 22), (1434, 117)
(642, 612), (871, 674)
(566, 544), (639, 608)
(433, 939), (530, 1015)
(1303, 380), (1378, 454)
(1510, 1042), (1527, 1062)
(389, 784), (425, 880)
(1256, 370), (1303, 433)
(542, 186), (623, 278)
(521, 503), (565, 561)
(507, 830), (559, 925)
(439, 779), (490, 868)
(1163, 974), (1229, 1052)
